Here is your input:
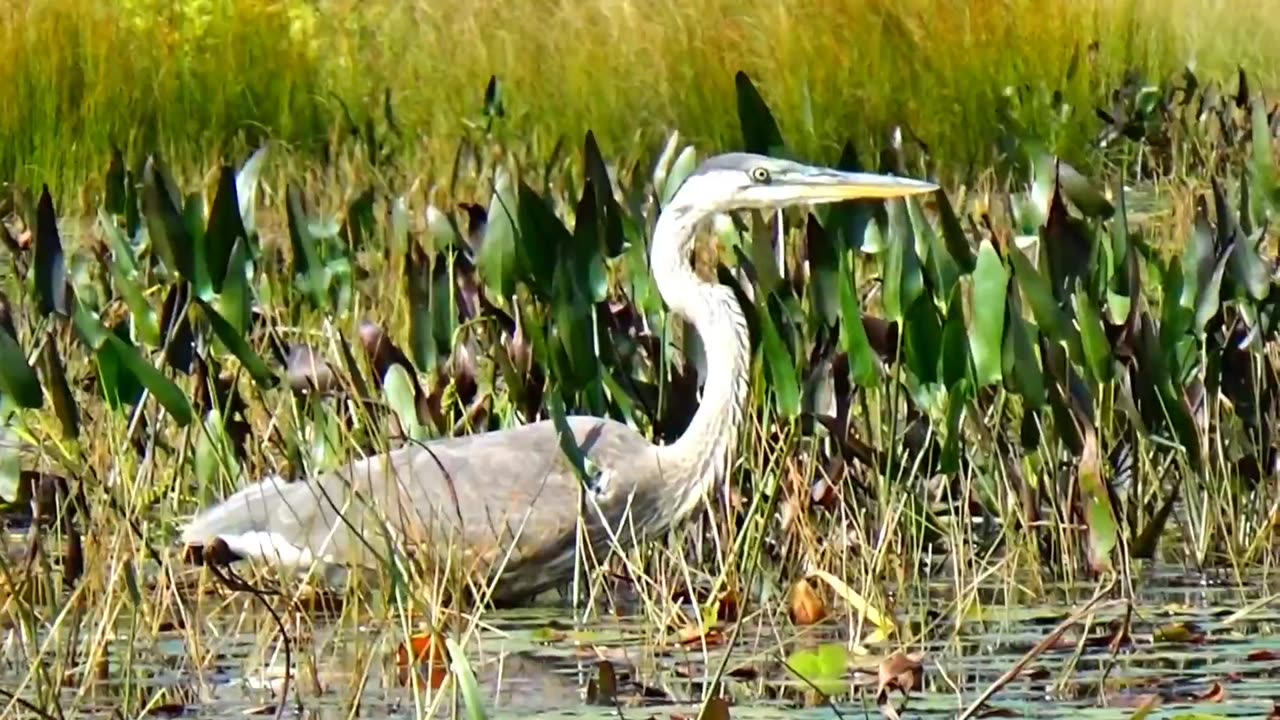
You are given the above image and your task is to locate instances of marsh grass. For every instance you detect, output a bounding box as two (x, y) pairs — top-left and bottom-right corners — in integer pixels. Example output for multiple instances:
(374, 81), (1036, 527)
(3, 54), (1280, 720)
(7, 0), (1280, 198)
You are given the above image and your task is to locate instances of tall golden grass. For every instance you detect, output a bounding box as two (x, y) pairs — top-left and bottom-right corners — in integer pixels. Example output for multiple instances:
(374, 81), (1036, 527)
(2, 0), (1278, 194)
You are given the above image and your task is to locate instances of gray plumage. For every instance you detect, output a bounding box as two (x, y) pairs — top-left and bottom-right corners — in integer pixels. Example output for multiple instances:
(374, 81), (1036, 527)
(180, 152), (937, 605)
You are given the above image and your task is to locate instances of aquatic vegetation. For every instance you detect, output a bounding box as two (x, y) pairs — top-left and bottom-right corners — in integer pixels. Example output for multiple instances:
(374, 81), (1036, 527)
(0, 58), (1279, 718)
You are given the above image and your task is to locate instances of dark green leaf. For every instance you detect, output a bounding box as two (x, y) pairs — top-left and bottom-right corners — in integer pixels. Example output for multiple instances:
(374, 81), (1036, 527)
(105, 146), (127, 217)
(582, 131), (626, 257)
(39, 328), (78, 438)
(904, 295), (942, 386)
(837, 251), (879, 386)
(0, 325), (42, 409)
(33, 185), (68, 317)
(204, 165), (247, 295)
(516, 181), (573, 300)
(939, 283), (970, 389)
(807, 214), (840, 327)
(734, 71), (785, 157)
(1007, 242), (1074, 350)
(1072, 285), (1113, 384)
(935, 189), (976, 274)
(142, 155), (193, 280)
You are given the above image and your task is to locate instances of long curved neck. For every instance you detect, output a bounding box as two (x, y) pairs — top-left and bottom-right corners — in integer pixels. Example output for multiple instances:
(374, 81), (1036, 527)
(649, 203), (751, 526)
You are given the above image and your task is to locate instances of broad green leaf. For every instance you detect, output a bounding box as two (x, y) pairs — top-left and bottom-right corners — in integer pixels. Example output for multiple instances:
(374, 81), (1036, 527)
(110, 260), (161, 347)
(971, 240), (1008, 387)
(1249, 94), (1276, 229)
(807, 215), (840, 327)
(571, 176), (610, 303)
(904, 295), (942, 386)
(194, 407), (242, 496)
(1072, 287), (1113, 384)
(758, 298), (801, 419)
(0, 325), (42, 409)
(1002, 306), (1045, 408)
(477, 166), (519, 303)
(734, 71), (785, 157)
(236, 146), (269, 238)
(193, 297), (277, 390)
(838, 251), (879, 386)
(939, 379), (970, 473)
(882, 199), (923, 323)
(1008, 242), (1073, 349)
(405, 240), (435, 372)
(516, 181), (573, 301)
(1179, 198), (1215, 311)
(1194, 251), (1230, 337)
(99, 208), (140, 280)
(384, 364), (427, 443)
(911, 196), (958, 303)
(104, 331), (192, 424)
(215, 237), (252, 339)
(660, 146), (698, 208)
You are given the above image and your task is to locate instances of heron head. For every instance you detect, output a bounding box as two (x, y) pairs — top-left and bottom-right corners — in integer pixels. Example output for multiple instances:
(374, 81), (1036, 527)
(674, 152), (939, 214)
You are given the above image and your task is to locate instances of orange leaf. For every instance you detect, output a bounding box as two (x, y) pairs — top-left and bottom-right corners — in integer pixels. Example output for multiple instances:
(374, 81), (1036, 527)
(789, 578), (826, 626)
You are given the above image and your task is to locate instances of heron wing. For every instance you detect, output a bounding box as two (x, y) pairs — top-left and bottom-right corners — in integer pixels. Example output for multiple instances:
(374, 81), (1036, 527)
(182, 415), (662, 595)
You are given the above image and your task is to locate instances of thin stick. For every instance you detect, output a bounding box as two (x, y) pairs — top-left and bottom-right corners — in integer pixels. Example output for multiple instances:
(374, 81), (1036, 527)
(956, 584), (1124, 720)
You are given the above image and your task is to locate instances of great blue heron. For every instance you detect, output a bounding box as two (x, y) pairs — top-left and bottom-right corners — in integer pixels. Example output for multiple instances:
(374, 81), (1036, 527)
(180, 152), (938, 605)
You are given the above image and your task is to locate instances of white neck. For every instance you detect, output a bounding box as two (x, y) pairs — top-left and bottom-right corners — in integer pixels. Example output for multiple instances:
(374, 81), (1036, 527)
(648, 203), (752, 529)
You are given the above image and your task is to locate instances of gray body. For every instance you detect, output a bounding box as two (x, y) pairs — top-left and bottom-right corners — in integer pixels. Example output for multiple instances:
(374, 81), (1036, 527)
(180, 152), (938, 605)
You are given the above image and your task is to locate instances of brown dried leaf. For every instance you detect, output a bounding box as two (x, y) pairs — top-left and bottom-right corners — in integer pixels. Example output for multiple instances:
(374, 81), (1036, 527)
(789, 578), (827, 626)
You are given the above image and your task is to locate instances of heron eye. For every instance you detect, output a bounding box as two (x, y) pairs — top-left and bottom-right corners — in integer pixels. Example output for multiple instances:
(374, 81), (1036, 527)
(749, 166), (771, 184)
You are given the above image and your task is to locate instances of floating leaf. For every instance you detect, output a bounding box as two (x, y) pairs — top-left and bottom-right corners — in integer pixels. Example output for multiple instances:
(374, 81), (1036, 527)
(784, 643), (849, 696)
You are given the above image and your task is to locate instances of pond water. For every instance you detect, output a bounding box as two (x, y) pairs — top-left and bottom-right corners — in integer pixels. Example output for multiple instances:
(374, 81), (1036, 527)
(6, 565), (1278, 719)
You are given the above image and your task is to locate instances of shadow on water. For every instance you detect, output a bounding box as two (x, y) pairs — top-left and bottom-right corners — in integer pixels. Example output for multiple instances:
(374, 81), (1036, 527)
(7, 565), (1280, 719)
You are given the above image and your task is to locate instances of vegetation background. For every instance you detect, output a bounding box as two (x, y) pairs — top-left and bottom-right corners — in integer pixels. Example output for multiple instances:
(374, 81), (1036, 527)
(5, 0), (1280, 197)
